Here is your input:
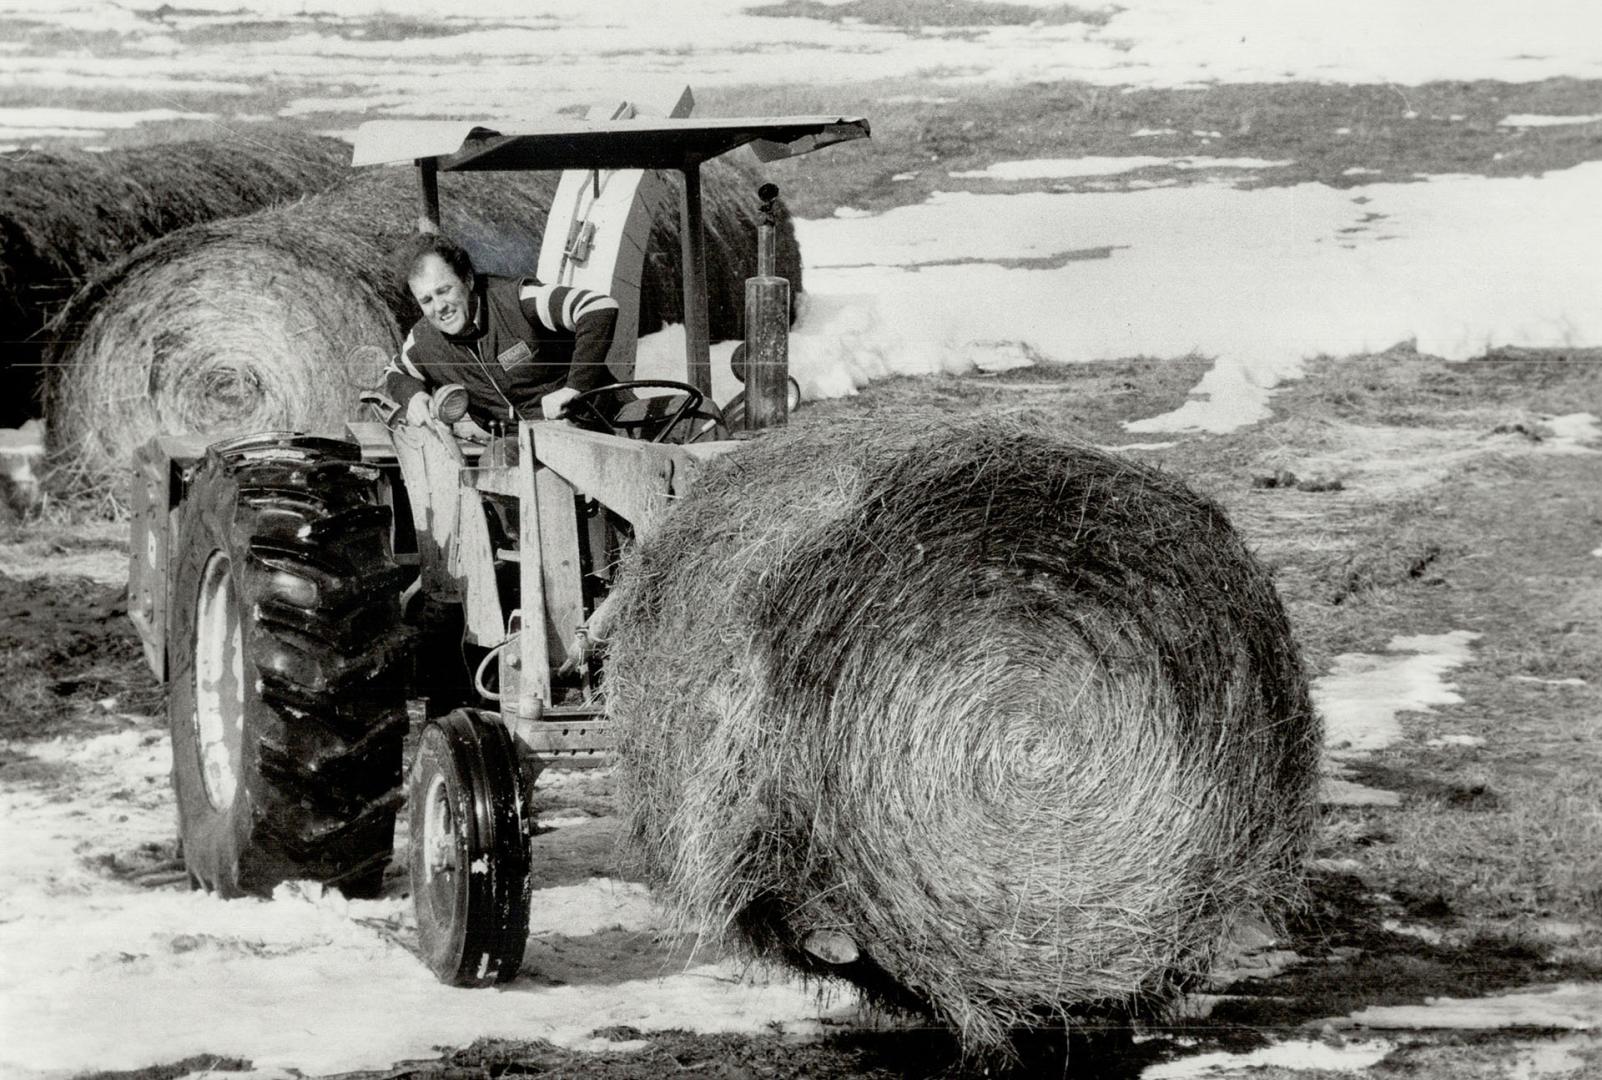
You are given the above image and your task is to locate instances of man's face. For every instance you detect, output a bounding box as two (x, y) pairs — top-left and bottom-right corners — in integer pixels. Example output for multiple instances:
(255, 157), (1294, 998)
(408, 254), (474, 336)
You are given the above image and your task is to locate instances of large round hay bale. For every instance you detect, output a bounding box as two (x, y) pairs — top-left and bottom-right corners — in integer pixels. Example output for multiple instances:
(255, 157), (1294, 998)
(606, 416), (1320, 1052)
(42, 158), (800, 494)
(0, 129), (350, 425)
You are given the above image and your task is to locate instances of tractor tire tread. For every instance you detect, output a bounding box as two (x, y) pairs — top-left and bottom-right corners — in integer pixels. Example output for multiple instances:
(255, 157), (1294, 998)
(169, 439), (411, 900)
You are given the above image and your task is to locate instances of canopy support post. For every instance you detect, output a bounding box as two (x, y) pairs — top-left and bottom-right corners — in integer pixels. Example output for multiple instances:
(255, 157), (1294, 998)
(677, 160), (713, 399)
(416, 159), (440, 232)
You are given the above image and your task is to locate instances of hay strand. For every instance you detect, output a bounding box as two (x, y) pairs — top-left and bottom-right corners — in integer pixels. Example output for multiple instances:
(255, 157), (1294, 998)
(0, 128), (350, 425)
(605, 416), (1320, 1052)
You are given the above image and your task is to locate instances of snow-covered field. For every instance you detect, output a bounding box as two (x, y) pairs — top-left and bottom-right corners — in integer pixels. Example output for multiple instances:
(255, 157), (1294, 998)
(3, 1), (1602, 1076)
(2, 0), (1600, 435)
(784, 165), (1602, 433)
(5, 0), (1602, 109)
(5, 624), (1600, 1077)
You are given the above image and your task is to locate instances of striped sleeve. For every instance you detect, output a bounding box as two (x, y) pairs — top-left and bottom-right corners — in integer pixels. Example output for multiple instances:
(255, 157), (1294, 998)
(380, 329), (429, 403)
(519, 281), (619, 333)
(519, 280), (620, 392)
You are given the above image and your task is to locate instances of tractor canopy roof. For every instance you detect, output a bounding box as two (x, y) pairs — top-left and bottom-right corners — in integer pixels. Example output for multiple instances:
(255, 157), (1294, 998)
(351, 115), (870, 172)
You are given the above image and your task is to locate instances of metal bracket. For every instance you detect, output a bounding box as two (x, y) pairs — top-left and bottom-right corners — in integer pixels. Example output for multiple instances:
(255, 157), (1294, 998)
(563, 218), (596, 265)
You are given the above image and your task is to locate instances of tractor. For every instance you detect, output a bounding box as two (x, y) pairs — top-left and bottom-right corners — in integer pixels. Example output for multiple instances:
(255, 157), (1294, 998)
(126, 106), (869, 985)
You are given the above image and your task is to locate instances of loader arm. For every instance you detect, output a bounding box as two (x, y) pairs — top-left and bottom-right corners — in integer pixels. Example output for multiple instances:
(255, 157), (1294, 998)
(467, 422), (736, 717)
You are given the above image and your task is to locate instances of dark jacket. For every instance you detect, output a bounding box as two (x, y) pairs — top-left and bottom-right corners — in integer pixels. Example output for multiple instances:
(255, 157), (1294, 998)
(382, 275), (619, 427)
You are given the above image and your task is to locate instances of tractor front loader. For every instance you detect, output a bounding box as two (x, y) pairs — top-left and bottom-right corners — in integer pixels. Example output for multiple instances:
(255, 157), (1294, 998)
(127, 110), (869, 985)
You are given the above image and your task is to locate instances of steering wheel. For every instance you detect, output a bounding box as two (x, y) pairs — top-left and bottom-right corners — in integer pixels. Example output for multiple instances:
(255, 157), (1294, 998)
(558, 380), (707, 444)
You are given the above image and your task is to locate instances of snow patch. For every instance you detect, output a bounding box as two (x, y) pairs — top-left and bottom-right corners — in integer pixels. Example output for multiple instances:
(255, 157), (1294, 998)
(1499, 113), (1602, 128)
(4, 0), (1602, 119)
(526, 880), (661, 936)
(0, 728), (856, 1080)
(0, 106), (214, 131)
(1346, 983), (1602, 1031)
(1142, 1038), (1392, 1077)
(1506, 1037), (1593, 1078)
(1320, 777), (1402, 807)
(1315, 631), (1480, 753)
(790, 166), (1602, 431)
(1383, 920), (1444, 944)
(1425, 734), (1488, 748)
(0, 548), (128, 585)
(1540, 412), (1602, 452)
(951, 156), (1171, 179)
(949, 155), (1291, 180)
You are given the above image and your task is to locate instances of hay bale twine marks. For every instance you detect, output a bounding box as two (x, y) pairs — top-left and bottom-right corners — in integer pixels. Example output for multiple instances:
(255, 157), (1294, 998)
(605, 416), (1320, 1052)
(0, 129), (350, 425)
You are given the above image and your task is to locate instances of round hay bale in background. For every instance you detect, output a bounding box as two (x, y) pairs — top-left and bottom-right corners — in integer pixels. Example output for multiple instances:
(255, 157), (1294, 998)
(605, 416), (1320, 1052)
(0, 128), (350, 425)
(42, 156), (800, 495)
(41, 166), (554, 494)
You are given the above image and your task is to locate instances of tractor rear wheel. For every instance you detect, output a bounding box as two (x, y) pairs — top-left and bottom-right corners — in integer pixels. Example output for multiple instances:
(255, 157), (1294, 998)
(167, 433), (412, 898)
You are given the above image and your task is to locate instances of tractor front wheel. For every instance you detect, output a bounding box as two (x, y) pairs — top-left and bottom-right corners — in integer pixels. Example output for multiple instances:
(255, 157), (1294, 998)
(410, 709), (532, 986)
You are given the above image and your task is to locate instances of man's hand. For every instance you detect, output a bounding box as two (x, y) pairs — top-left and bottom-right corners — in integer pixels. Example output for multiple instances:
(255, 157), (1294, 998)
(451, 416), (492, 443)
(404, 391), (432, 426)
(541, 386), (580, 420)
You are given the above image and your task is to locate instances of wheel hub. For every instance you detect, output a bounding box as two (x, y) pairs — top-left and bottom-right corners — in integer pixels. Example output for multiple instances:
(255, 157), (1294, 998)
(422, 774), (460, 879)
(193, 551), (245, 810)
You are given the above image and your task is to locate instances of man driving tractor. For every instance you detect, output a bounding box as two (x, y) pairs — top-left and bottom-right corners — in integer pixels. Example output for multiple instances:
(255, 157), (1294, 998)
(380, 232), (621, 432)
